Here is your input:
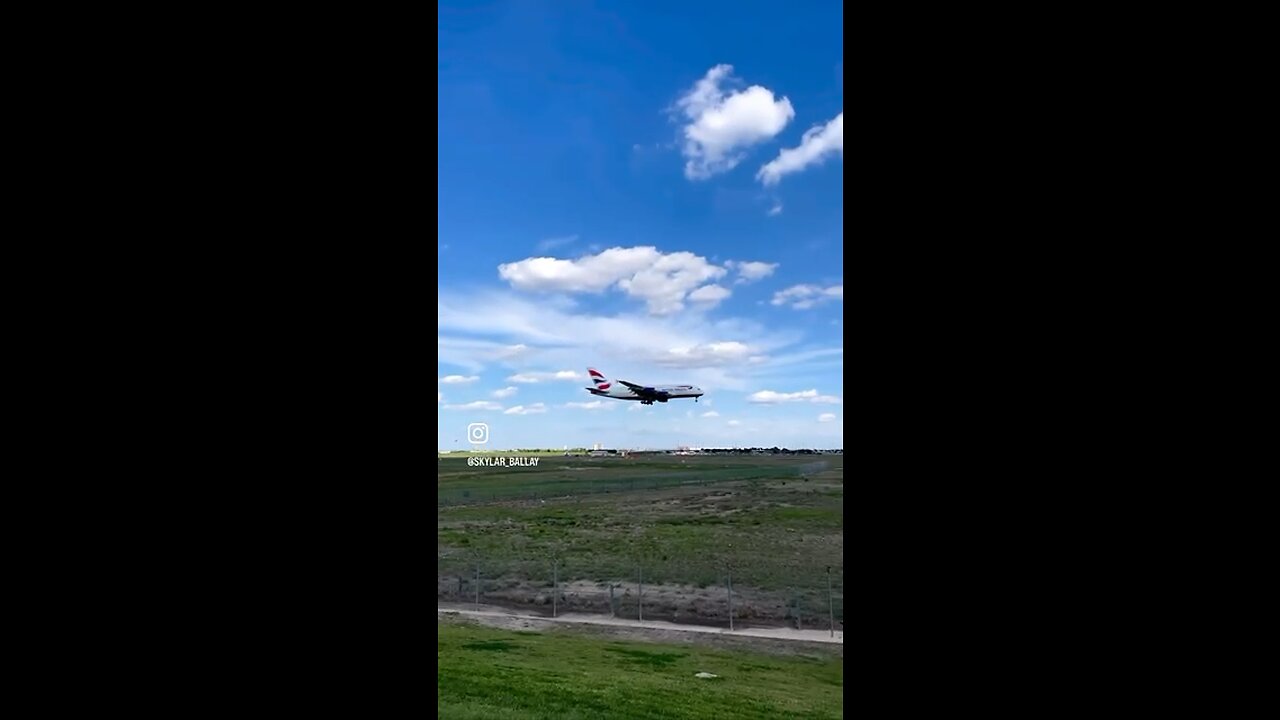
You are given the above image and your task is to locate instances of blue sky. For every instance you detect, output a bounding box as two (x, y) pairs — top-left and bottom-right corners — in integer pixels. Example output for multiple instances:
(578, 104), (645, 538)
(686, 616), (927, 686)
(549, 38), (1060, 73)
(438, 0), (843, 450)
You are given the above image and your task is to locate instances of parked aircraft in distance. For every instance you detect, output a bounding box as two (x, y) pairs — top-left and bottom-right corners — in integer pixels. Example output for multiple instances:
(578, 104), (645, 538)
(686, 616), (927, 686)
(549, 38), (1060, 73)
(584, 367), (703, 405)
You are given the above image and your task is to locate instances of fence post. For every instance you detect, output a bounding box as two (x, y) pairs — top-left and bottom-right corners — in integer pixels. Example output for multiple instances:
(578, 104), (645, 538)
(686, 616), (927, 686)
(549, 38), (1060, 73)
(610, 583), (616, 617)
(638, 565), (643, 621)
(553, 559), (558, 618)
(827, 566), (834, 637)
(728, 573), (734, 631)
(475, 566), (480, 610)
(795, 590), (802, 631)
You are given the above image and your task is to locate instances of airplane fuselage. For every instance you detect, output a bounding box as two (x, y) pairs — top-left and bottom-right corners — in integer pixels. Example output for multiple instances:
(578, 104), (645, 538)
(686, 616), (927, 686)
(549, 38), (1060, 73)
(586, 384), (704, 404)
(584, 368), (704, 405)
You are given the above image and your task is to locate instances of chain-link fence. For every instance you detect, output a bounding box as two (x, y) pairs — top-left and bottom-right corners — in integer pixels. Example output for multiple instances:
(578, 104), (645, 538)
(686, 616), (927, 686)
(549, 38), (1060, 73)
(438, 552), (844, 634)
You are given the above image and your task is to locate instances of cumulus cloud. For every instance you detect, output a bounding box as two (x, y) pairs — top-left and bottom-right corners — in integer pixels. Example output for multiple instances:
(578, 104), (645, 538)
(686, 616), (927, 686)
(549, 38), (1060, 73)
(771, 284), (843, 310)
(566, 401), (613, 410)
(498, 246), (727, 315)
(702, 411), (721, 417)
(439, 375), (479, 384)
(768, 203), (783, 216)
(651, 341), (752, 368)
(818, 413), (837, 423)
(688, 284), (731, 306)
(443, 400), (502, 411)
(495, 344), (530, 360)
(726, 260), (778, 284)
(748, 389), (843, 405)
(749, 389), (818, 404)
(492, 386), (519, 399)
(727, 420), (742, 426)
(504, 403), (547, 415)
(508, 370), (582, 383)
(674, 64), (795, 180)
(758, 112), (844, 186)
(438, 291), (804, 392)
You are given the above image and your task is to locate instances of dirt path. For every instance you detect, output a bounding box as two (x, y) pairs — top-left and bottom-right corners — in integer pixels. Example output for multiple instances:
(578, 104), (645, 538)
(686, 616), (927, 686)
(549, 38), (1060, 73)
(438, 603), (843, 645)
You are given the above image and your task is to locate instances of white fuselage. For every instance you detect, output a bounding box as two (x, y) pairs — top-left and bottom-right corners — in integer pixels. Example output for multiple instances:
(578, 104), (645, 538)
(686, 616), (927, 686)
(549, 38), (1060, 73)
(584, 367), (703, 405)
(588, 384), (704, 401)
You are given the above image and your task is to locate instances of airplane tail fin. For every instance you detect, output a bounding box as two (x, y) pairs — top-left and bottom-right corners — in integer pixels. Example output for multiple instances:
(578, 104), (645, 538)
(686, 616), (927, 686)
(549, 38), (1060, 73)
(587, 367), (612, 391)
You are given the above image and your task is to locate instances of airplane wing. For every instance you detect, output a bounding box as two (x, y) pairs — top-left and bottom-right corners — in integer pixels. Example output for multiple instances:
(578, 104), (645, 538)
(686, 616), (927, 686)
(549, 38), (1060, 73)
(619, 379), (668, 399)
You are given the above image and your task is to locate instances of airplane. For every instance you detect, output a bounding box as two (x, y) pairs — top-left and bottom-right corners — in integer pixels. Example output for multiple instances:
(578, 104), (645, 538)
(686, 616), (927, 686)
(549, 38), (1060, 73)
(584, 367), (704, 405)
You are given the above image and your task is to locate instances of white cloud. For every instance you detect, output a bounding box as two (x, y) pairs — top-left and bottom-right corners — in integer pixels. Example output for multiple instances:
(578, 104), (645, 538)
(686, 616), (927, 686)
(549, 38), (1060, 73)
(674, 64), (795, 180)
(495, 344), (530, 359)
(537, 235), (578, 252)
(748, 388), (843, 405)
(566, 401), (614, 410)
(498, 246), (727, 315)
(492, 386), (519, 399)
(702, 411), (720, 417)
(758, 112), (844, 186)
(818, 413), (837, 423)
(627, 404), (645, 412)
(749, 389), (818, 404)
(438, 291), (805, 392)
(726, 260), (778, 284)
(439, 375), (479, 384)
(768, 203), (783, 216)
(504, 403), (547, 415)
(499, 246), (656, 293)
(688, 284), (731, 307)
(439, 336), (519, 373)
(508, 370), (582, 383)
(727, 420), (742, 426)
(771, 284), (843, 310)
(443, 401), (502, 411)
(651, 341), (752, 368)
(438, 391), (443, 404)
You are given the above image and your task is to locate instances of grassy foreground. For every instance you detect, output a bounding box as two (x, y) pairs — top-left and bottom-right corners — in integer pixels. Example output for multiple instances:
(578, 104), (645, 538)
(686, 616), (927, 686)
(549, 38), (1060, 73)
(438, 622), (843, 719)
(439, 455), (843, 593)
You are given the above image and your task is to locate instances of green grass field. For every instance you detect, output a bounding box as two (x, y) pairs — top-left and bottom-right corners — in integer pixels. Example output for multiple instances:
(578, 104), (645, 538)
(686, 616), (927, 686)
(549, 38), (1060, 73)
(438, 455), (843, 628)
(438, 621), (843, 719)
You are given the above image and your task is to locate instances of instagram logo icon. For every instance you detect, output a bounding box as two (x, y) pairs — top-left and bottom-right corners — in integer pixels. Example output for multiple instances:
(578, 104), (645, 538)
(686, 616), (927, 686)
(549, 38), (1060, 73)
(467, 423), (489, 445)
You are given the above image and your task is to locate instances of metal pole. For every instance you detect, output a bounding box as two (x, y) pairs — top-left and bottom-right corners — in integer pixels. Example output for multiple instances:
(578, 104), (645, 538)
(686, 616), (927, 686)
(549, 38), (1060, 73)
(475, 566), (480, 610)
(827, 567), (834, 637)
(728, 573), (733, 631)
(553, 559), (558, 618)
(610, 584), (616, 617)
(796, 591), (802, 631)
(638, 565), (643, 621)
